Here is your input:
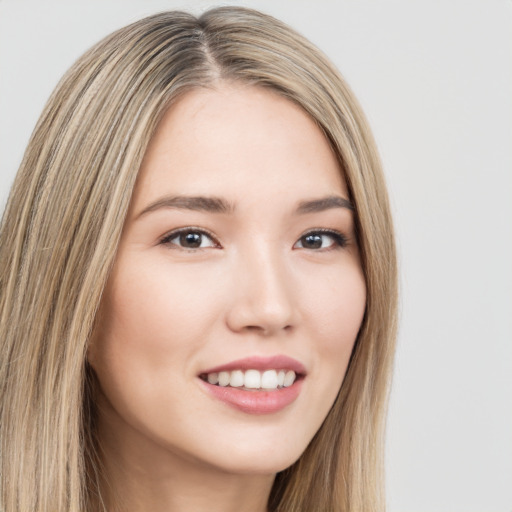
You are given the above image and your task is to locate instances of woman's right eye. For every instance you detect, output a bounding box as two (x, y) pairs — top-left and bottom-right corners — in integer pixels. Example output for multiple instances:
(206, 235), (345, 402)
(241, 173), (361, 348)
(160, 229), (219, 250)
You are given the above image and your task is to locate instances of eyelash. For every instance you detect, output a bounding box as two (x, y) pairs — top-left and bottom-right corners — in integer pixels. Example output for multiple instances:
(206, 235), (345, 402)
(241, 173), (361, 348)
(159, 227), (348, 251)
(160, 227), (220, 250)
(294, 229), (348, 251)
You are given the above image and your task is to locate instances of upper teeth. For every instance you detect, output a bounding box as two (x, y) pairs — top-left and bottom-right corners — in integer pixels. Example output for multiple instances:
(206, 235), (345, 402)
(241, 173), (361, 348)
(206, 369), (296, 390)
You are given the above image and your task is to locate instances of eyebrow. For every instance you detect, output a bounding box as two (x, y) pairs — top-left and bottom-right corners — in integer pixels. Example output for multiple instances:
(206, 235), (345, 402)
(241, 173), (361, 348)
(295, 195), (354, 213)
(137, 195), (234, 218)
(137, 193), (354, 219)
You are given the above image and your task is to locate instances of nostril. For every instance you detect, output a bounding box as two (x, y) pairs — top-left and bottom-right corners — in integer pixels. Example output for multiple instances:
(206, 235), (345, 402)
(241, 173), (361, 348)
(244, 323), (293, 335)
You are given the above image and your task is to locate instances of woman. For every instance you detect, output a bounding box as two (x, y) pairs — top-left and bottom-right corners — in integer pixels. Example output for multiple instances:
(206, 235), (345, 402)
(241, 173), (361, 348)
(0, 7), (397, 512)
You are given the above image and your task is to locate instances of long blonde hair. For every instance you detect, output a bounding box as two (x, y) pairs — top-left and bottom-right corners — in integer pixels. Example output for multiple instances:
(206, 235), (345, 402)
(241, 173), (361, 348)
(0, 7), (397, 512)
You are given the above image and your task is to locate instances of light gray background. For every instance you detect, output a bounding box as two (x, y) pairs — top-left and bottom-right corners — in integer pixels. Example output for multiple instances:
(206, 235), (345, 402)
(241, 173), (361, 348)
(1, 1), (511, 511)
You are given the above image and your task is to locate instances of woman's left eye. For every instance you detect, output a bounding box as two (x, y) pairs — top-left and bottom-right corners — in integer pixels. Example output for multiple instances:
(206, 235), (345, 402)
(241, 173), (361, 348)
(293, 230), (347, 250)
(160, 229), (218, 249)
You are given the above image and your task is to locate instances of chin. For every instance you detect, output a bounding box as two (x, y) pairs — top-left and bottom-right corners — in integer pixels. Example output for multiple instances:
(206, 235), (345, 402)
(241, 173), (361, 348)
(211, 450), (302, 476)
(190, 432), (308, 476)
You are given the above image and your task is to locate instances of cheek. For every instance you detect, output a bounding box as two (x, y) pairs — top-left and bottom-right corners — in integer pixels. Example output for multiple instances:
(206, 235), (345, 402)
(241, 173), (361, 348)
(304, 261), (366, 343)
(88, 257), (226, 433)
(100, 258), (220, 350)
(301, 261), (366, 385)
(88, 257), (227, 403)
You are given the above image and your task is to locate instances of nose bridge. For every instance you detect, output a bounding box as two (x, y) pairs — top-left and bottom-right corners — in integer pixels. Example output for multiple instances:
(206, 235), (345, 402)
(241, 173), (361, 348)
(227, 237), (296, 334)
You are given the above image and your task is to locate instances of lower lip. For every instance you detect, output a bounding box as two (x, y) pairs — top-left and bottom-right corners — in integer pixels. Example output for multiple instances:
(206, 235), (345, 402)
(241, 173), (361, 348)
(199, 379), (303, 415)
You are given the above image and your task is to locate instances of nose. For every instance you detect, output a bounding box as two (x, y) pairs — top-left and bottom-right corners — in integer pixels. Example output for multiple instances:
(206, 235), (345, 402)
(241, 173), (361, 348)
(225, 247), (297, 336)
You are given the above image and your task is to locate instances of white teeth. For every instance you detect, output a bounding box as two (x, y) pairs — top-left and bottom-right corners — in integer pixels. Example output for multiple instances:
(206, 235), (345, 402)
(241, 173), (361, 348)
(261, 370), (278, 390)
(283, 370), (296, 387)
(207, 372), (219, 385)
(204, 369), (297, 390)
(230, 370), (244, 387)
(244, 369), (261, 389)
(218, 371), (230, 387)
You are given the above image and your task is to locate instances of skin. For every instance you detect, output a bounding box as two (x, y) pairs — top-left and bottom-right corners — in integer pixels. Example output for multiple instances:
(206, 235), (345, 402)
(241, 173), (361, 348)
(88, 83), (367, 512)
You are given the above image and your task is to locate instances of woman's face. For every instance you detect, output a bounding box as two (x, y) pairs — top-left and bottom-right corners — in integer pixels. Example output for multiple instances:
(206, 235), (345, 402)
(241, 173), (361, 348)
(89, 84), (366, 475)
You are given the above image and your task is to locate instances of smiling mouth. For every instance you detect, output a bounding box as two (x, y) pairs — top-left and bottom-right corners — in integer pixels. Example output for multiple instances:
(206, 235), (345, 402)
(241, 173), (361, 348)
(199, 369), (300, 391)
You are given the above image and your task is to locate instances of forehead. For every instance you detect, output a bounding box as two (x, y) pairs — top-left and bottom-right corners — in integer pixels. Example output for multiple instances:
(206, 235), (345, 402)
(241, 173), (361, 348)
(132, 83), (347, 210)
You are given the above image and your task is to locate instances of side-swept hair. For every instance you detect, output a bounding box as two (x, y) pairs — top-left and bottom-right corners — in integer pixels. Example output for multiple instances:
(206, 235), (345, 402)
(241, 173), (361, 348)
(0, 7), (397, 511)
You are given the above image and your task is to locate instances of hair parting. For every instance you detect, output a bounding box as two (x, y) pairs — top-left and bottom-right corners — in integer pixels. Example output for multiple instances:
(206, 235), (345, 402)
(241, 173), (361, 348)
(0, 7), (397, 511)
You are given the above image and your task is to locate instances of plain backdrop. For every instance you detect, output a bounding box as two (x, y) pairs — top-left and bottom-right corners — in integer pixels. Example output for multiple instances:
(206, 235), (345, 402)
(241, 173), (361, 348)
(1, 1), (511, 511)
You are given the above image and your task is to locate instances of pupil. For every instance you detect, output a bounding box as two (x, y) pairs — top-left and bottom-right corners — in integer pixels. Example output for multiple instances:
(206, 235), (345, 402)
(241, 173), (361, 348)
(304, 234), (322, 249)
(180, 232), (201, 248)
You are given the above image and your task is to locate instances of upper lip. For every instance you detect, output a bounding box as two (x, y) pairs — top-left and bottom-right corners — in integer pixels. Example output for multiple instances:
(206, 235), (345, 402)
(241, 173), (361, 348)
(200, 355), (307, 376)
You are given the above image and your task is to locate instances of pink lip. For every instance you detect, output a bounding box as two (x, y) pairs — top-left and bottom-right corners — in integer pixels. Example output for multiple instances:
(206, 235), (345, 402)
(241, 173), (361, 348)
(200, 355), (307, 375)
(198, 355), (306, 415)
(199, 378), (304, 415)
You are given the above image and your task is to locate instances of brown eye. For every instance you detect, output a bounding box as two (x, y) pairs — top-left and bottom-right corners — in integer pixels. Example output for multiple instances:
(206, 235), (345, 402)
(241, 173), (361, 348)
(161, 229), (218, 249)
(300, 234), (323, 249)
(180, 232), (202, 248)
(294, 230), (347, 250)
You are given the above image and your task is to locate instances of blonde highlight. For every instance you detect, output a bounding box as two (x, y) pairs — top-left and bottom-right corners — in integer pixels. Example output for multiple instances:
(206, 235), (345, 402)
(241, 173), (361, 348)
(0, 7), (397, 511)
